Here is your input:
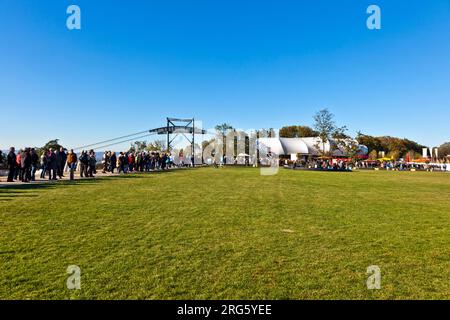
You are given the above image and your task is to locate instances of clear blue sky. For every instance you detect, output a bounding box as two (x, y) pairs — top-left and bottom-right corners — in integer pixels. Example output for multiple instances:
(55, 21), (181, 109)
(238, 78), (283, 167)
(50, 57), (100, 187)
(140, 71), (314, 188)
(1, 0), (449, 150)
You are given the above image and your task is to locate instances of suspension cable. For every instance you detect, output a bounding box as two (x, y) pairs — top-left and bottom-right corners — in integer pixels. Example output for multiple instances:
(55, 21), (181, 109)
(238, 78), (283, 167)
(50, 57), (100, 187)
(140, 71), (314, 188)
(86, 133), (156, 151)
(73, 130), (151, 151)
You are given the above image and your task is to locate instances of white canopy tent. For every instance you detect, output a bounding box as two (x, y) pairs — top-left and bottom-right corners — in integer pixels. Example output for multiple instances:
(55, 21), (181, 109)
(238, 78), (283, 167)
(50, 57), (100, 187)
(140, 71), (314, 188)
(258, 137), (365, 157)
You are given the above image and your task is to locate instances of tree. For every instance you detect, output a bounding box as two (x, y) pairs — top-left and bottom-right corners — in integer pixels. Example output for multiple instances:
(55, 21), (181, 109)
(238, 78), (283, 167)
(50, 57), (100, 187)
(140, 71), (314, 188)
(38, 139), (63, 157)
(339, 139), (361, 164)
(368, 150), (378, 160)
(146, 140), (167, 152)
(439, 142), (450, 158)
(387, 150), (401, 161)
(313, 109), (346, 155)
(279, 126), (297, 138)
(215, 123), (234, 157)
(215, 123), (234, 136)
(356, 132), (424, 159)
(356, 132), (381, 154)
(129, 141), (148, 153)
(41, 139), (63, 151)
(279, 125), (318, 138)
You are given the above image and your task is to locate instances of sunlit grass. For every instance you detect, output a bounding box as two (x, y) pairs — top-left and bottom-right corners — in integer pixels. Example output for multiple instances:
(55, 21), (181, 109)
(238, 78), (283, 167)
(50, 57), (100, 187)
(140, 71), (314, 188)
(0, 167), (449, 299)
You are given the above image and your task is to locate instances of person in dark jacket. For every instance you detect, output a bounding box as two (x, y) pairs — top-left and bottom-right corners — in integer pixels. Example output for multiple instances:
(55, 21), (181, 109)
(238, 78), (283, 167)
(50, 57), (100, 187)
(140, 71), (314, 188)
(21, 148), (32, 182)
(47, 148), (57, 180)
(6, 147), (16, 182)
(55, 147), (67, 178)
(60, 147), (67, 177)
(118, 152), (125, 173)
(79, 151), (89, 177)
(30, 148), (39, 181)
(88, 150), (96, 177)
(109, 152), (117, 173)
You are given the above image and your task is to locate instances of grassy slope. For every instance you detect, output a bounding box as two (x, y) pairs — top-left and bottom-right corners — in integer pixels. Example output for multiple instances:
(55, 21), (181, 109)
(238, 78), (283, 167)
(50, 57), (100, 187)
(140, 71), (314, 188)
(0, 167), (449, 299)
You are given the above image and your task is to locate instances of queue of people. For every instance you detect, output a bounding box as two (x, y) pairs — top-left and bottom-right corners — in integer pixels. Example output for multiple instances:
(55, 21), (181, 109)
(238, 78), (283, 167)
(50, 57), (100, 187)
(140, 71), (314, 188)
(100, 150), (172, 174)
(5, 147), (174, 183)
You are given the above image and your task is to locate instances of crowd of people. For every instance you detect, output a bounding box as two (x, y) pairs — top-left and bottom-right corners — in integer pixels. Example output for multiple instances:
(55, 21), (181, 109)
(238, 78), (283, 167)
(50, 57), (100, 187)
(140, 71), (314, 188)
(294, 158), (352, 171)
(99, 150), (172, 174)
(358, 160), (448, 171)
(6, 146), (447, 183)
(288, 158), (449, 172)
(5, 147), (175, 183)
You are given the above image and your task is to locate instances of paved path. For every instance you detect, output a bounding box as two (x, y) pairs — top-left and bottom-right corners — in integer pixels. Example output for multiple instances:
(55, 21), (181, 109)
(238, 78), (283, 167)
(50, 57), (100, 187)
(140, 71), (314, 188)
(0, 165), (205, 188)
(0, 169), (173, 187)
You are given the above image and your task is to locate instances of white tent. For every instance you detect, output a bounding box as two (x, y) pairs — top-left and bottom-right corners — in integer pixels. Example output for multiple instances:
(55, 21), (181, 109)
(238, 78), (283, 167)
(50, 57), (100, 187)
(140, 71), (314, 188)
(258, 137), (324, 156)
(258, 137), (366, 157)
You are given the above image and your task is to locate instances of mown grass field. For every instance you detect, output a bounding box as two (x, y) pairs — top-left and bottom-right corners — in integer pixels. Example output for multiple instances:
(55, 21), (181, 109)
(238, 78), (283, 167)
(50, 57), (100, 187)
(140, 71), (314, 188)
(0, 167), (449, 299)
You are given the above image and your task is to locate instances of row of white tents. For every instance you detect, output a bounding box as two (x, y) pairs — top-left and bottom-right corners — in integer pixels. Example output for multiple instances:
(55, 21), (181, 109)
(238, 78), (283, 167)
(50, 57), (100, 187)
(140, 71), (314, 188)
(257, 137), (368, 158)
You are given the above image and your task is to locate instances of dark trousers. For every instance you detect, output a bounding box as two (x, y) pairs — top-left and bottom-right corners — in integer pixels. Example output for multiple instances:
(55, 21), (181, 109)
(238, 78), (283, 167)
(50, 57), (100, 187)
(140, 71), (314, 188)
(21, 167), (31, 182)
(57, 165), (63, 178)
(14, 167), (21, 180)
(7, 166), (15, 182)
(48, 167), (57, 180)
(79, 163), (88, 177)
(88, 165), (95, 177)
(59, 161), (66, 177)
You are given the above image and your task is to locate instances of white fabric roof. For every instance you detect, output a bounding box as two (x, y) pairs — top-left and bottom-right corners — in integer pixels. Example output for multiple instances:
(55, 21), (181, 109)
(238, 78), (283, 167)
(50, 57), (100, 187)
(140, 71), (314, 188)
(258, 137), (362, 156)
(279, 138), (309, 154)
(258, 138), (285, 154)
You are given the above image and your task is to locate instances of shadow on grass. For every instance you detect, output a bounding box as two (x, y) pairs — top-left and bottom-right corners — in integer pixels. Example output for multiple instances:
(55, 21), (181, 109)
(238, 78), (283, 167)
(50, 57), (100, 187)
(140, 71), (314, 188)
(0, 169), (183, 202)
(0, 178), (110, 202)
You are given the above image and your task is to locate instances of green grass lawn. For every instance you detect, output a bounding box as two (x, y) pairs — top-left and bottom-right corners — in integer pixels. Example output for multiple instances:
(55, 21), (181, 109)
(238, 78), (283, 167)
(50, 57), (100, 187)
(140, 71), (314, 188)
(0, 167), (449, 299)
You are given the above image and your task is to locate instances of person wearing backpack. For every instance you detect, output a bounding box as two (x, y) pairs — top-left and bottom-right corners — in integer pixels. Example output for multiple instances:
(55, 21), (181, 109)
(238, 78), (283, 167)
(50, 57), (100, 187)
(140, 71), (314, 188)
(79, 150), (89, 177)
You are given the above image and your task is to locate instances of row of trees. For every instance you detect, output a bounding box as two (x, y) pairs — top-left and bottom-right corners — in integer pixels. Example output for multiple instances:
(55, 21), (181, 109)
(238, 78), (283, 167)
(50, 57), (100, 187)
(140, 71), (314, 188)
(3, 111), (448, 168)
(438, 142), (450, 158)
(279, 109), (449, 161)
(355, 134), (425, 160)
(279, 125), (318, 138)
(128, 140), (168, 153)
(192, 110), (449, 162)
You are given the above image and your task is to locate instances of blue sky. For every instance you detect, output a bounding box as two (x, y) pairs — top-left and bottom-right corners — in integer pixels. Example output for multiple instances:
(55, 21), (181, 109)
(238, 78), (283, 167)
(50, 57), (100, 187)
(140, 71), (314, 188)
(1, 0), (449, 150)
